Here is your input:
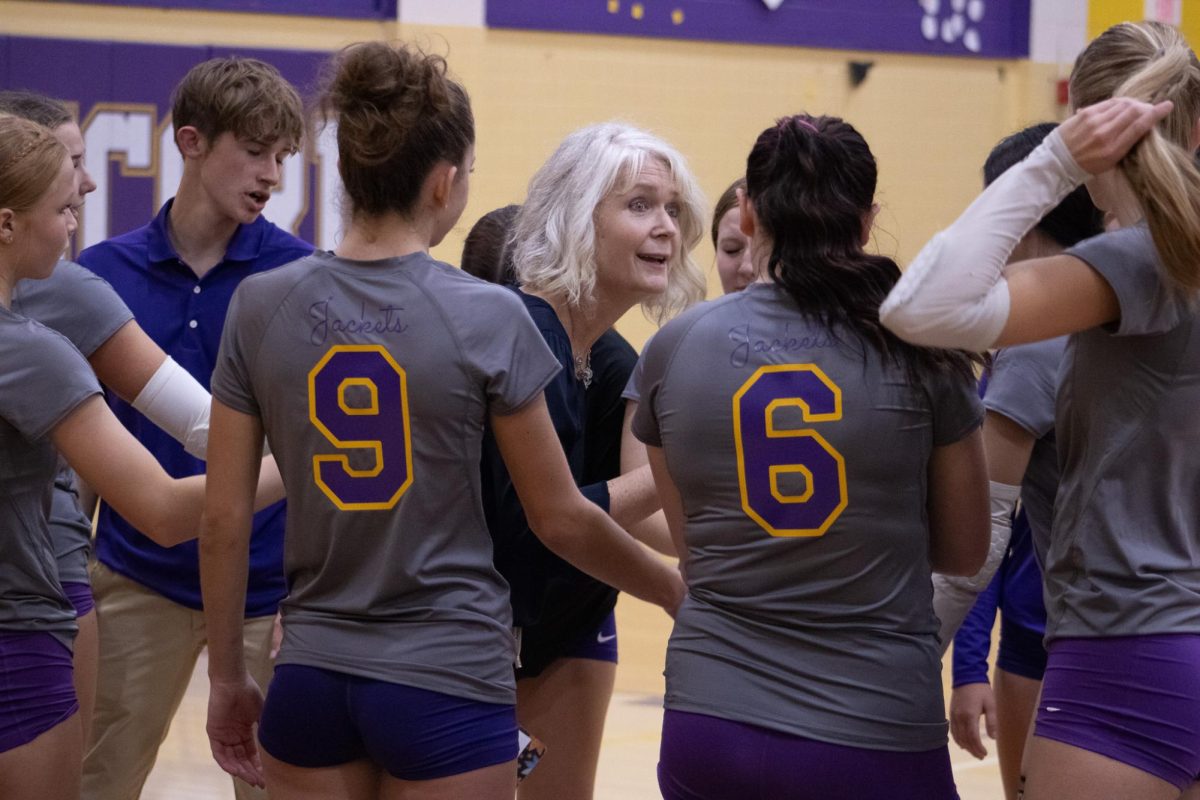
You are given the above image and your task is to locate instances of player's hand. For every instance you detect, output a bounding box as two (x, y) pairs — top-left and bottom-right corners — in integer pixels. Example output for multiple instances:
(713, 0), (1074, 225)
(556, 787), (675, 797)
(1058, 96), (1174, 175)
(949, 682), (996, 759)
(207, 673), (266, 788)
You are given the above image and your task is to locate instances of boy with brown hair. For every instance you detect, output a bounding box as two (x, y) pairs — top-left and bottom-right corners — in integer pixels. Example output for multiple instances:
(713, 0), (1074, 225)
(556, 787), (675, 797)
(78, 57), (312, 800)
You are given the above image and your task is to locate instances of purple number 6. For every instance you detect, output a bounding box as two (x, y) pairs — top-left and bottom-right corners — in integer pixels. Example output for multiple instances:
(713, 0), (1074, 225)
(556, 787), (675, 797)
(732, 364), (848, 537)
(307, 345), (414, 510)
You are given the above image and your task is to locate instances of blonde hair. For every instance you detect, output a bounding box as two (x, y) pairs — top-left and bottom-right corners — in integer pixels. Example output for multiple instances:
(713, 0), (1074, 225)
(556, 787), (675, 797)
(1070, 21), (1200, 294)
(0, 115), (68, 213)
(512, 122), (706, 324)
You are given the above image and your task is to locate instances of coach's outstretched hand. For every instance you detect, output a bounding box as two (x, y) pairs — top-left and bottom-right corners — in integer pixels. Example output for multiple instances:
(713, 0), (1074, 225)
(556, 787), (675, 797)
(207, 674), (267, 789)
(1058, 96), (1173, 175)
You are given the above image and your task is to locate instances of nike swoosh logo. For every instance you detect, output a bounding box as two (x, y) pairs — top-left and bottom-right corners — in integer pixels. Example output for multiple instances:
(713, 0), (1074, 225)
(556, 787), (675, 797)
(596, 633), (617, 643)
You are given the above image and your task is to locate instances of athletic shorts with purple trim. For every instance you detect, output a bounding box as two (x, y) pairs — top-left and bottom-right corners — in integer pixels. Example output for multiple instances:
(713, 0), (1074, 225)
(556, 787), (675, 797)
(658, 709), (960, 800)
(61, 580), (95, 618)
(562, 610), (618, 663)
(1035, 634), (1200, 790)
(258, 664), (518, 780)
(0, 631), (78, 753)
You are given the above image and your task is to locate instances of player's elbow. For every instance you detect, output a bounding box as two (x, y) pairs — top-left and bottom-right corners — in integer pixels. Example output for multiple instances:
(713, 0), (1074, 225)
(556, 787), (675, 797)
(526, 494), (592, 555)
(132, 503), (198, 548)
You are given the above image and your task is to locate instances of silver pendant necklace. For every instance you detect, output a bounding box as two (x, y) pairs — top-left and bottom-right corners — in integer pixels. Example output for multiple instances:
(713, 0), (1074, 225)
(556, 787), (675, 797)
(574, 351), (593, 388)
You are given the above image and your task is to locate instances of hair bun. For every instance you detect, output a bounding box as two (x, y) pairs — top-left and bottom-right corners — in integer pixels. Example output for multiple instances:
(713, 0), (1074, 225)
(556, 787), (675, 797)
(317, 40), (474, 218)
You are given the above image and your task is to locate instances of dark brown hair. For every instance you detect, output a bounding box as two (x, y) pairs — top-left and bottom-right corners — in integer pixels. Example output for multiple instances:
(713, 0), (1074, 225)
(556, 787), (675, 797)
(984, 123), (1103, 247)
(319, 41), (474, 219)
(462, 204), (520, 284)
(745, 114), (977, 376)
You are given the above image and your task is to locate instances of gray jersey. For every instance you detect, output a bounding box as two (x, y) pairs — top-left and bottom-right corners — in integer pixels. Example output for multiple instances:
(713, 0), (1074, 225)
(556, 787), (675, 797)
(1046, 225), (1200, 642)
(13, 261), (134, 585)
(632, 283), (982, 751)
(212, 251), (561, 703)
(984, 338), (1065, 568)
(0, 306), (103, 646)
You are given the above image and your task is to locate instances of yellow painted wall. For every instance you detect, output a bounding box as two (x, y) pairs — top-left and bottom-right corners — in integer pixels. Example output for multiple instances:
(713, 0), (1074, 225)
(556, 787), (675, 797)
(1088, 0), (1200, 44)
(0, 1), (1062, 347)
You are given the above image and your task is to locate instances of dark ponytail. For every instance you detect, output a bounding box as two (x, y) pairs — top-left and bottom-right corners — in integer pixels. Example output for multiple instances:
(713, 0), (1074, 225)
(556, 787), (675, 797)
(745, 114), (977, 379)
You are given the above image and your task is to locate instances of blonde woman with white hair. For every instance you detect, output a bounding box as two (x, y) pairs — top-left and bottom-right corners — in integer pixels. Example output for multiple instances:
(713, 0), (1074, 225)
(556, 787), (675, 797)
(480, 121), (705, 800)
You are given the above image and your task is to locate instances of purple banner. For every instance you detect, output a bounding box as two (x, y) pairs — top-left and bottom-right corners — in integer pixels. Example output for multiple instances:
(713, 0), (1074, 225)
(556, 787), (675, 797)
(487, 0), (1030, 59)
(0, 35), (341, 254)
(86, 0), (394, 19)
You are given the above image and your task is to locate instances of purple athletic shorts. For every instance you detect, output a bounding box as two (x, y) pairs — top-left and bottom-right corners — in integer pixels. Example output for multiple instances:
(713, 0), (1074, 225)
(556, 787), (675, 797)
(0, 631), (78, 753)
(997, 617), (1047, 682)
(562, 610), (618, 663)
(1035, 634), (1200, 790)
(61, 581), (95, 618)
(259, 664), (517, 780)
(659, 709), (959, 800)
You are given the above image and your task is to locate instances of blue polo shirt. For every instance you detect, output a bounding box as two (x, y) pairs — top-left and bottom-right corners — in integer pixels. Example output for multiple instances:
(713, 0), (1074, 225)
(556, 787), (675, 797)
(78, 200), (312, 616)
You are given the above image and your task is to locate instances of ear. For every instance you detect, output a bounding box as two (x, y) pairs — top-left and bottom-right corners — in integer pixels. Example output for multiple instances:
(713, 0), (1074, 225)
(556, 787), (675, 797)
(175, 126), (207, 159)
(430, 162), (459, 209)
(737, 188), (756, 238)
(861, 202), (880, 247)
(1190, 116), (1200, 152)
(0, 209), (15, 244)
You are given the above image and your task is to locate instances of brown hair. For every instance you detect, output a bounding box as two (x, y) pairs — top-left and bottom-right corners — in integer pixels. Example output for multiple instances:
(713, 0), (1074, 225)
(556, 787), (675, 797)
(0, 115), (68, 212)
(0, 91), (72, 130)
(462, 204), (520, 284)
(710, 177), (746, 248)
(1070, 21), (1200, 294)
(171, 57), (304, 151)
(319, 41), (474, 220)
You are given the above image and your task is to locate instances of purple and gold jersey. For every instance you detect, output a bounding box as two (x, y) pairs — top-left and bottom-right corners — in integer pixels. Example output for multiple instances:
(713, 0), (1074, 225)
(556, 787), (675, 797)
(212, 251), (561, 704)
(0, 306), (102, 646)
(984, 337), (1065, 568)
(13, 260), (134, 586)
(1046, 225), (1200, 642)
(633, 282), (981, 751)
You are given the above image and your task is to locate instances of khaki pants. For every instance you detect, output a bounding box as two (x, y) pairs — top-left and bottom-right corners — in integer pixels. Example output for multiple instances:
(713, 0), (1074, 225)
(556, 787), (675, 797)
(81, 561), (275, 800)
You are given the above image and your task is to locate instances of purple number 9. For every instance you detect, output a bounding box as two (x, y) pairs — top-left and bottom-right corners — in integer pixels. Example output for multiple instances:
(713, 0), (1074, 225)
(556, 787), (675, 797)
(732, 365), (848, 537)
(307, 345), (414, 511)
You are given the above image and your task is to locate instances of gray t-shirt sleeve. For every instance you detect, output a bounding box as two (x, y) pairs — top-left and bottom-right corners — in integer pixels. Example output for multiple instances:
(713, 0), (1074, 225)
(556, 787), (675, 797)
(212, 285), (264, 418)
(5, 322), (103, 441)
(925, 364), (984, 446)
(1067, 225), (1185, 336)
(983, 338), (1065, 438)
(631, 320), (691, 448)
(456, 288), (562, 416)
(621, 334), (654, 405)
(12, 260), (134, 357)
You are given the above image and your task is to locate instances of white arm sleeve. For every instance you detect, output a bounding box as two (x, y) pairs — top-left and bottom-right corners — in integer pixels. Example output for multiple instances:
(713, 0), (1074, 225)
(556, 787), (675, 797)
(131, 357), (212, 460)
(880, 130), (1091, 351)
(931, 480), (1022, 654)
